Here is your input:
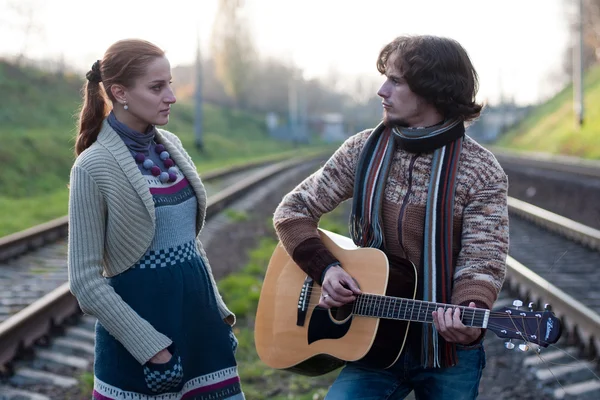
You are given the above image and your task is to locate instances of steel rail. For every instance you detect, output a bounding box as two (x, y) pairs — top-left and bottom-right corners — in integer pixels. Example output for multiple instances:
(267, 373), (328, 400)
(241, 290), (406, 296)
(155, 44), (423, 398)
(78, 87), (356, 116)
(490, 146), (600, 179)
(508, 197), (600, 252)
(0, 156), (286, 263)
(505, 256), (600, 358)
(505, 196), (600, 360)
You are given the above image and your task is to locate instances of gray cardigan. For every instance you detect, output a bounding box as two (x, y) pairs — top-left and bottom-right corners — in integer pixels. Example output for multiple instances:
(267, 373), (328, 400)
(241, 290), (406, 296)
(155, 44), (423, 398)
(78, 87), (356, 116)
(67, 120), (234, 365)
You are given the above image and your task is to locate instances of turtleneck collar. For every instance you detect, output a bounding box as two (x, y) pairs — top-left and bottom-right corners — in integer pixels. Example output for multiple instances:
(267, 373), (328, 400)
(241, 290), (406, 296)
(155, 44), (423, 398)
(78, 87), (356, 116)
(107, 111), (157, 155)
(392, 119), (465, 153)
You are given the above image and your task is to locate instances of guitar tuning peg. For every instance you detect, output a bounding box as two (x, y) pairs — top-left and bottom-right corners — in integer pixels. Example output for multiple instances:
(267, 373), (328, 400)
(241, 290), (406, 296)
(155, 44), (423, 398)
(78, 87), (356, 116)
(544, 303), (552, 312)
(518, 342), (530, 352)
(512, 300), (523, 309)
(528, 302), (534, 311)
(505, 339), (515, 350)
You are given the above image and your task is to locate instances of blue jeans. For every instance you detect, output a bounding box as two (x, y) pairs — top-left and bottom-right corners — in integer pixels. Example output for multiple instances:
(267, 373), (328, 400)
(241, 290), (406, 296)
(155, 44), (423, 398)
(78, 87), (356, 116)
(325, 343), (486, 400)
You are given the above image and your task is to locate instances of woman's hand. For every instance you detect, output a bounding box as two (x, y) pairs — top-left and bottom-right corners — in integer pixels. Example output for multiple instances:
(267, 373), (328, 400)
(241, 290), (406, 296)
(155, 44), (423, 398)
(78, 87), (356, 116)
(149, 348), (172, 364)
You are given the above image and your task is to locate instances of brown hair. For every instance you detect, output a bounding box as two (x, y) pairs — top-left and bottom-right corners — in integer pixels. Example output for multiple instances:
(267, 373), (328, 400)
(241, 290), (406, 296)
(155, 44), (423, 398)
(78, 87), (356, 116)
(75, 39), (165, 155)
(376, 35), (482, 122)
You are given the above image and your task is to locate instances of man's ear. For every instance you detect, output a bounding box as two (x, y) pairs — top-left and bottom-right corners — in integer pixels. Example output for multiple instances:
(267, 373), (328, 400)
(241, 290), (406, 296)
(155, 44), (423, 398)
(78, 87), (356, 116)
(111, 84), (127, 104)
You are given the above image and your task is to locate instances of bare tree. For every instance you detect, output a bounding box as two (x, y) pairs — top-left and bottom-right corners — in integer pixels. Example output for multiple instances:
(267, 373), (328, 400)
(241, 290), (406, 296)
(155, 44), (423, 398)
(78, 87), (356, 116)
(4, 0), (45, 64)
(209, 0), (256, 108)
(563, 0), (600, 75)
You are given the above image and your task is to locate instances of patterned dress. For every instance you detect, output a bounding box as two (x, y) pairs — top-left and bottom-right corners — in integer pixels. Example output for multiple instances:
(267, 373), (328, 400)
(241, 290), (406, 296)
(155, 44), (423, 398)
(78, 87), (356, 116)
(92, 138), (244, 399)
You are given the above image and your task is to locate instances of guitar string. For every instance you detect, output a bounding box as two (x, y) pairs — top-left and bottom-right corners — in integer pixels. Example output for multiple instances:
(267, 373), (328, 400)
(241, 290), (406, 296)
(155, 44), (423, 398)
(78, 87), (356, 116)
(301, 292), (489, 325)
(298, 289), (599, 387)
(284, 278), (585, 388)
(499, 315), (600, 391)
(306, 290), (493, 320)
(303, 300), (522, 318)
(291, 289), (553, 344)
(299, 293), (548, 330)
(543, 343), (600, 380)
(502, 312), (548, 344)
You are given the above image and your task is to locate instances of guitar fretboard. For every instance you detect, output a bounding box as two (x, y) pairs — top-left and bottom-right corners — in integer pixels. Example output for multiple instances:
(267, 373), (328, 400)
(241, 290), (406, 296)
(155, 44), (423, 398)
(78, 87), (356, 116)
(351, 293), (490, 328)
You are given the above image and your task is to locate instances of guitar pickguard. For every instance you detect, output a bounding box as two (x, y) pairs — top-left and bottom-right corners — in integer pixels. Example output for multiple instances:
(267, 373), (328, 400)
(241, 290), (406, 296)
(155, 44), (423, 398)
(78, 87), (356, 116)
(307, 307), (352, 344)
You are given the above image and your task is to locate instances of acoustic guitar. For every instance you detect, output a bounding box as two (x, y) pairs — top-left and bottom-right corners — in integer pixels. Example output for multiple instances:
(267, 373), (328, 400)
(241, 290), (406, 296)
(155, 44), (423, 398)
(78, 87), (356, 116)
(254, 228), (562, 376)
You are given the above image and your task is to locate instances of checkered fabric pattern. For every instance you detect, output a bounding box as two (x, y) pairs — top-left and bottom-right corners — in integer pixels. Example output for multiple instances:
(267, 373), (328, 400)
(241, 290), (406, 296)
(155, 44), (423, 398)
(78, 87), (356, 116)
(134, 241), (196, 269)
(229, 330), (238, 354)
(143, 355), (184, 393)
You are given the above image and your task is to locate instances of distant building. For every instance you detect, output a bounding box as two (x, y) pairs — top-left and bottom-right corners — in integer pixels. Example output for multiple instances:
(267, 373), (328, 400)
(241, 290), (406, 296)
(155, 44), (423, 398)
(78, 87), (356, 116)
(314, 113), (348, 143)
(265, 112), (279, 132)
(467, 102), (531, 143)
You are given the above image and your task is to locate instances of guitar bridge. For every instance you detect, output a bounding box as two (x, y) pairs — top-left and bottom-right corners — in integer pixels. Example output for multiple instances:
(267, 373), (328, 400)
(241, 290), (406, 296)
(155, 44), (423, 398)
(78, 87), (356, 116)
(297, 276), (314, 326)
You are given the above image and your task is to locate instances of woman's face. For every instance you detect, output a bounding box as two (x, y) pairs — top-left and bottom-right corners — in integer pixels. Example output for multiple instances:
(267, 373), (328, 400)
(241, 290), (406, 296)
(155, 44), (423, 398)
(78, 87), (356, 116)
(119, 56), (177, 132)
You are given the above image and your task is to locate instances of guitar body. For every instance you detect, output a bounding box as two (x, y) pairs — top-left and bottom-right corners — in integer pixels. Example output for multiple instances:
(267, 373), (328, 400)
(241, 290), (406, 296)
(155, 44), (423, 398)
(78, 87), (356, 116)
(255, 229), (417, 376)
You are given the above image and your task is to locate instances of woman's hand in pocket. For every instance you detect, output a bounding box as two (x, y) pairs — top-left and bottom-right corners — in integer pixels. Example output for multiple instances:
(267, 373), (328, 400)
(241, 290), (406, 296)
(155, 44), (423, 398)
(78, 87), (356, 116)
(149, 348), (172, 364)
(143, 346), (183, 393)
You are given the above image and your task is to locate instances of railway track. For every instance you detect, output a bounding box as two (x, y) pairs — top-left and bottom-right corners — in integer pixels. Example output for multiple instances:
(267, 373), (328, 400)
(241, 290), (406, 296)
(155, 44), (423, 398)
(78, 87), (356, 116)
(479, 148), (600, 399)
(500, 199), (600, 399)
(0, 160), (277, 329)
(490, 147), (600, 180)
(1, 148), (600, 399)
(491, 146), (600, 233)
(0, 156), (286, 264)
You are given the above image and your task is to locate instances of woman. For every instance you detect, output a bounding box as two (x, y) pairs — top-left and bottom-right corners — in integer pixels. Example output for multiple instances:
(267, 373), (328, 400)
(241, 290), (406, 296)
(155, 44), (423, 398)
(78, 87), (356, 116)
(67, 39), (244, 399)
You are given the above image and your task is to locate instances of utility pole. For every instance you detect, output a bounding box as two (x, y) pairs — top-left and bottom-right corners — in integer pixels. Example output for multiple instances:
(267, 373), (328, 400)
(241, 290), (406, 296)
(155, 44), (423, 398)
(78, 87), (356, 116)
(573, 0), (584, 127)
(296, 73), (308, 144)
(288, 69), (298, 143)
(194, 28), (204, 151)
(498, 69), (506, 136)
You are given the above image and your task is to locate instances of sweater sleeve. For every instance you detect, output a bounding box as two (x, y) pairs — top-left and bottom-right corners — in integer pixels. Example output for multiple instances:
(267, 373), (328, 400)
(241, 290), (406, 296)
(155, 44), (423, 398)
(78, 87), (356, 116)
(451, 172), (509, 311)
(195, 237), (236, 325)
(67, 165), (172, 365)
(273, 131), (366, 281)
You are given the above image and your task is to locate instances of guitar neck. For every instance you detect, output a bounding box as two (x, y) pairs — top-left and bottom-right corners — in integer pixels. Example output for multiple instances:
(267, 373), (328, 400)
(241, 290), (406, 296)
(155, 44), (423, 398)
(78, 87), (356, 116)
(351, 293), (490, 328)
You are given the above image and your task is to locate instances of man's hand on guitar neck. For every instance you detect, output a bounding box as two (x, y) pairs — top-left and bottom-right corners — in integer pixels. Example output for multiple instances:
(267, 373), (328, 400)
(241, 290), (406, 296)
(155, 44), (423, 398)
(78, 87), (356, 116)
(432, 302), (483, 345)
(319, 265), (362, 309)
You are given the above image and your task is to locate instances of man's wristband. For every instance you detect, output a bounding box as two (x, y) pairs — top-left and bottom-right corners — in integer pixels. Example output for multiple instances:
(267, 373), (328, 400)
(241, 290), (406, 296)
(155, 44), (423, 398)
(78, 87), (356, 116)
(320, 261), (341, 284)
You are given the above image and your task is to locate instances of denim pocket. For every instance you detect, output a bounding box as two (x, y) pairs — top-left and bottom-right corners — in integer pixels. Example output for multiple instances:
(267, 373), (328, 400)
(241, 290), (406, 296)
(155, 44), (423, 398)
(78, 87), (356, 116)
(456, 342), (486, 370)
(143, 350), (184, 393)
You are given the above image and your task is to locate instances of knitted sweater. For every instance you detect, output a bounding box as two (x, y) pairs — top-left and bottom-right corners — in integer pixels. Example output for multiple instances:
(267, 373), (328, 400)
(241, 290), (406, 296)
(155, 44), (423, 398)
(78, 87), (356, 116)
(67, 120), (234, 365)
(273, 128), (509, 311)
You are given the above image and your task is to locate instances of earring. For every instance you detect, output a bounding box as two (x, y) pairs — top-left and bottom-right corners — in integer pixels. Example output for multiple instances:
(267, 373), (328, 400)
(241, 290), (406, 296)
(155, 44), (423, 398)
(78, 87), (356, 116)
(123, 101), (129, 110)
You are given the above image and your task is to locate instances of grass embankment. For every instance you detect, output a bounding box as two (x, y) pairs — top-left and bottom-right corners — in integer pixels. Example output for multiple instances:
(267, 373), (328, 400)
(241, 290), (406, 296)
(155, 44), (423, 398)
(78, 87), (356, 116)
(497, 65), (600, 159)
(0, 61), (332, 236)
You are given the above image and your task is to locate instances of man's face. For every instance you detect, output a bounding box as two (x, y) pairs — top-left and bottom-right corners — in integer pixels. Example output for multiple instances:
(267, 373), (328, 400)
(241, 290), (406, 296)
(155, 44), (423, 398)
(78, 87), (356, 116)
(376, 53), (431, 127)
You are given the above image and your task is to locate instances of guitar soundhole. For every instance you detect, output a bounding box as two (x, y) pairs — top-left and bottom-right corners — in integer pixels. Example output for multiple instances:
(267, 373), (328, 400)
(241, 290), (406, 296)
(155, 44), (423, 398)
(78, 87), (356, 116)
(330, 303), (354, 321)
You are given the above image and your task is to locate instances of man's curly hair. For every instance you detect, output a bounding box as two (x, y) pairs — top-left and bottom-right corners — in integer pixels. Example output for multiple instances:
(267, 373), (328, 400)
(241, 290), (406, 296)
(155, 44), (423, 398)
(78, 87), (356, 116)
(376, 35), (483, 122)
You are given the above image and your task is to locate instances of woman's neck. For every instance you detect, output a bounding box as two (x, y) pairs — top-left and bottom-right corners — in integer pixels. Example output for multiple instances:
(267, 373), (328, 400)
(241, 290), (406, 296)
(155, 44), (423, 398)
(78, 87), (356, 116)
(112, 107), (151, 133)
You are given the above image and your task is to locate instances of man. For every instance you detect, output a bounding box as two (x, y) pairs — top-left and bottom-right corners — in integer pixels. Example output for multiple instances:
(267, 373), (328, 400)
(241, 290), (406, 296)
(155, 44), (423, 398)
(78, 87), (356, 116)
(272, 35), (508, 399)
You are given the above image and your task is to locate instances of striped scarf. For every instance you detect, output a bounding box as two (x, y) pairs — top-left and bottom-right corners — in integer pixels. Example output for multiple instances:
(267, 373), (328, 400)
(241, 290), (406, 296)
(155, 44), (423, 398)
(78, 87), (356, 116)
(350, 119), (465, 368)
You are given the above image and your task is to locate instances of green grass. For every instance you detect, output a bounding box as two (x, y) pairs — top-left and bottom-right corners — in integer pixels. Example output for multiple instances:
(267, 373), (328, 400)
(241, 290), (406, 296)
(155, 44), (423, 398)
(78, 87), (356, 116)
(497, 65), (600, 159)
(0, 189), (69, 237)
(225, 209), (250, 223)
(217, 207), (353, 399)
(219, 232), (339, 399)
(78, 372), (94, 397)
(0, 60), (336, 237)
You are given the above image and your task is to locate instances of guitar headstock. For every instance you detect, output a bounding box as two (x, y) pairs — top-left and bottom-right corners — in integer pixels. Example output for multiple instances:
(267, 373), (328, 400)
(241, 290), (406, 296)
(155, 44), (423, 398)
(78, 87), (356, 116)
(488, 301), (562, 349)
